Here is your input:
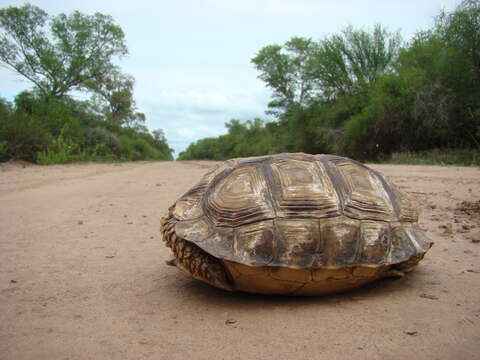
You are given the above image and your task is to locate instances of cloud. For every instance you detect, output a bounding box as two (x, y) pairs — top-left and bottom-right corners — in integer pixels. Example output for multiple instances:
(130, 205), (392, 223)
(152, 90), (229, 114)
(139, 84), (270, 156)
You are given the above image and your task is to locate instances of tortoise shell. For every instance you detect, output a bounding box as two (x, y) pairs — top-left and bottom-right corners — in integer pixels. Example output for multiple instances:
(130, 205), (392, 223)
(161, 153), (433, 295)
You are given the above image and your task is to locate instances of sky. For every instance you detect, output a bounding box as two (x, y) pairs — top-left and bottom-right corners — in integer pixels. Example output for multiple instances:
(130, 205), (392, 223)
(0, 0), (460, 155)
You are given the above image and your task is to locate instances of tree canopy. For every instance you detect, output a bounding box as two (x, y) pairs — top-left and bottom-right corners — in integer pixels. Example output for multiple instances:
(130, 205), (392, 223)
(0, 4), (127, 98)
(0, 4), (173, 164)
(180, 0), (479, 164)
(251, 25), (402, 114)
(86, 67), (146, 126)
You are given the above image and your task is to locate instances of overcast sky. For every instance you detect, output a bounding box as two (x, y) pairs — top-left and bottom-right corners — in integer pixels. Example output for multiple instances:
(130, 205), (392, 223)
(0, 0), (459, 155)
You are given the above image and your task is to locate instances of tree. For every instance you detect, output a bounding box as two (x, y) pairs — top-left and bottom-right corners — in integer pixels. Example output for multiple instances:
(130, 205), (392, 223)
(311, 24), (402, 99)
(252, 26), (402, 114)
(87, 67), (146, 126)
(0, 4), (127, 99)
(436, 0), (480, 81)
(251, 37), (318, 113)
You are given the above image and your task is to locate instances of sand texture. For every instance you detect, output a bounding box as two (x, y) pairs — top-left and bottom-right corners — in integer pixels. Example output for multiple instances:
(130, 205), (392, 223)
(1, 160), (479, 359)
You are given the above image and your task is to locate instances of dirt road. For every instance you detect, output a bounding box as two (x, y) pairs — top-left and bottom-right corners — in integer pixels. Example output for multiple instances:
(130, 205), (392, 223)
(1, 161), (479, 359)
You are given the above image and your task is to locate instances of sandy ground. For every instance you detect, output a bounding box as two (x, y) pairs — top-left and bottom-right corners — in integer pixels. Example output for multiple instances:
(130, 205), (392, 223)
(1, 160), (479, 360)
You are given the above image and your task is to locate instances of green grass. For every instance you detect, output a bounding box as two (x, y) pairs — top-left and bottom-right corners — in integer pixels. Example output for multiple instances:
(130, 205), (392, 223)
(379, 149), (480, 166)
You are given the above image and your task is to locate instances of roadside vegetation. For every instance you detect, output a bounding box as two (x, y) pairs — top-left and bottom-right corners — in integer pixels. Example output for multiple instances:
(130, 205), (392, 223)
(0, 4), (173, 164)
(179, 0), (480, 166)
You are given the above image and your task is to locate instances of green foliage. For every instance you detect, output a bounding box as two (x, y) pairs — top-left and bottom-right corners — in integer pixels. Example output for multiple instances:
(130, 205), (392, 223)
(251, 37), (319, 112)
(36, 131), (78, 165)
(86, 67), (146, 126)
(179, 119), (281, 160)
(183, 2), (480, 164)
(0, 3), (145, 129)
(312, 24), (402, 98)
(0, 91), (173, 164)
(0, 5), (173, 165)
(0, 106), (53, 161)
(84, 127), (122, 156)
(251, 24), (402, 112)
(436, 0), (480, 82)
(0, 4), (127, 98)
(0, 140), (7, 160)
(382, 149), (480, 167)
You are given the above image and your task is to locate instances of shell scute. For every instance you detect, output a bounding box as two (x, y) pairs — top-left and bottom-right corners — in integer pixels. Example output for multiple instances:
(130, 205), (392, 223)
(172, 161), (234, 220)
(191, 227), (236, 260)
(389, 223), (417, 263)
(174, 217), (211, 243)
(320, 216), (361, 266)
(269, 159), (341, 218)
(233, 221), (275, 265)
(357, 221), (391, 265)
(205, 165), (275, 227)
(335, 161), (396, 221)
(383, 177), (419, 222)
(273, 219), (321, 268)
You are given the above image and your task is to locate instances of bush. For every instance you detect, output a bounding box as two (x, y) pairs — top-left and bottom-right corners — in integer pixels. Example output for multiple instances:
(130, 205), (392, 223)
(84, 127), (122, 156)
(0, 112), (52, 162)
(0, 91), (173, 164)
(119, 135), (161, 160)
(0, 140), (7, 161)
(36, 133), (78, 165)
(382, 149), (480, 166)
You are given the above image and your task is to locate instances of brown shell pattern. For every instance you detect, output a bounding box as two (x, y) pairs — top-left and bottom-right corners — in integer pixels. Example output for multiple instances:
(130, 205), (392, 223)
(171, 153), (432, 269)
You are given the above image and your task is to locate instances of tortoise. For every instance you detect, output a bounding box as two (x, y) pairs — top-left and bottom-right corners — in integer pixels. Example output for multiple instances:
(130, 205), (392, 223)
(161, 153), (433, 295)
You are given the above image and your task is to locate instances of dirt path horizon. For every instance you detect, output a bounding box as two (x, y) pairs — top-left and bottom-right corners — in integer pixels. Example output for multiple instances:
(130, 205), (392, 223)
(1, 161), (479, 360)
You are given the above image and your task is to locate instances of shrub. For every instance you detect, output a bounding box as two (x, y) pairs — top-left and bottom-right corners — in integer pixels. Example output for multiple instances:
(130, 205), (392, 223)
(0, 112), (52, 162)
(84, 127), (122, 156)
(36, 133), (78, 165)
(383, 149), (480, 166)
(0, 140), (7, 161)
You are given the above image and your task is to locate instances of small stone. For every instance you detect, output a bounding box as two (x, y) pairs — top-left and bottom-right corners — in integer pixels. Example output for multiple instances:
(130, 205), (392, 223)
(105, 255), (115, 259)
(419, 293), (439, 300)
(469, 232), (480, 243)
(225, 319), (237, 325)
(10, 279), (16, 284)
(78, 220), (83, 225)
(466, 269), (480, 274)
(439, 223), (452, 234)
(404, 330), (418, 336)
